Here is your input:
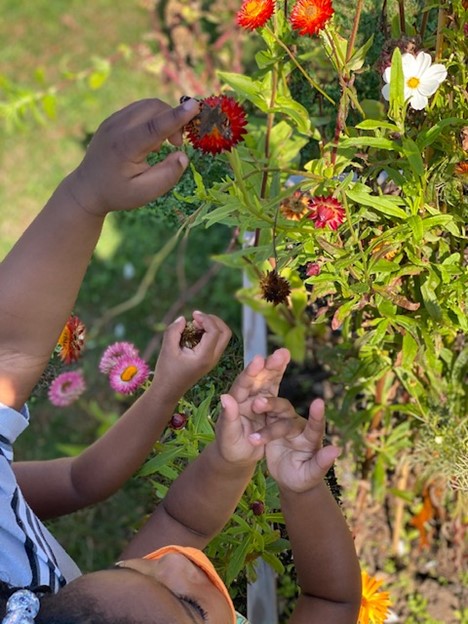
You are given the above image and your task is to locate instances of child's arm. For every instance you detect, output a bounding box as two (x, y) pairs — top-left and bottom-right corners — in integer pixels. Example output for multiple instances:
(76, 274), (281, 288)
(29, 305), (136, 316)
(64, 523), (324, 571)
(12, 311), (231, 520)
(264, 398), (362, 624)
(118, 348), (292, 559)
(0, 97), (200, 411)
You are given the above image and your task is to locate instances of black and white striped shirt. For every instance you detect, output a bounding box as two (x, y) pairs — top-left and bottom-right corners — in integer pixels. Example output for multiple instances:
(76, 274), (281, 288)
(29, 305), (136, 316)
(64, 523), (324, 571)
(0, 403), (81, 591)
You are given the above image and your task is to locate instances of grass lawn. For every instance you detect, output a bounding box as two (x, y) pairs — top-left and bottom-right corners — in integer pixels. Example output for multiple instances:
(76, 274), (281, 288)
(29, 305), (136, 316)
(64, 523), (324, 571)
(0, 0), (168, 258)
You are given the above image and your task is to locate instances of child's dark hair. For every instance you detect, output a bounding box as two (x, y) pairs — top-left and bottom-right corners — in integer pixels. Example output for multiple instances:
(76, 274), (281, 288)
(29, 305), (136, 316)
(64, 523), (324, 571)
(0, 581), (131, 624)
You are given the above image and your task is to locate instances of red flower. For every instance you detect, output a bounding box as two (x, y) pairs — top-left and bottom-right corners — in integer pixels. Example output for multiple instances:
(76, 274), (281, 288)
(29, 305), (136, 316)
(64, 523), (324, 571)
(57, 315), (86, 364)
(236, 0), (275, 30)
(185, 95), (248, 154)
(307, 196), (345, 230)
(290, 0), (334, 36)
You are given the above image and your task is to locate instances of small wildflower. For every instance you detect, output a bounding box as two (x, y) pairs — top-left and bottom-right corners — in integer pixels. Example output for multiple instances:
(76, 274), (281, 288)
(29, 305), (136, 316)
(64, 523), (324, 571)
(180, 321), (205, 349)
(381, 51), (447, 111)
(306, 262), (321, 277)
(289, 0), (334, 37)
(57, 315), (86, 364)
(169, 412), (188, 430)
(279, 190), (310, 221)
(108, 355), (150, 395)
(307, 196), (345, 230)
(236, 0), (275, 30)
(358, 571), (392, 624)
(183, 95), (248, 154)
(260, 270), (291, 306)
(48, 370), (86, 407)
(99, 342), (140, 375)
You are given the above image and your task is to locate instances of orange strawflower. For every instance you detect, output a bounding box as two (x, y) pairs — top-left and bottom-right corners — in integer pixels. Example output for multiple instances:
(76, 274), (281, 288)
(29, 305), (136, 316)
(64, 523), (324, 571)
(279, 190), (310, 220)
(184, 95), (248, 154)
(454, 161), (468, 180)
(57, 315), (86, 364)
(358, 571), (392, 624)
(290, 0), (334, 36)
(236, 0), (275, 30)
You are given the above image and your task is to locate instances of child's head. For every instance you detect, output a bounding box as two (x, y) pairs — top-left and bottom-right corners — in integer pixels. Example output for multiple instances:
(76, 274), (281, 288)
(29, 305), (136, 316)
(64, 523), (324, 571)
(1, 547), (235, 624)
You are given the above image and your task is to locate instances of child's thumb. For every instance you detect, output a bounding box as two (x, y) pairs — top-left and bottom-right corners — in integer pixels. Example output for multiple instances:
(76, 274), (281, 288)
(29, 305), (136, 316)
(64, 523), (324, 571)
(136, 151), (189, 202)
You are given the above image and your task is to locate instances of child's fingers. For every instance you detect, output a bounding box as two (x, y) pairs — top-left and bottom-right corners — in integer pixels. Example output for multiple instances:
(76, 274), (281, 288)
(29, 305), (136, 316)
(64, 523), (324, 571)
(160, 316), (187, 351)
(191, 311), (232, 359)
(126, 98), (200, 158)
(313, 445), (341, 474)
(251, 395), (296, 418)
(248, 414), (305, 446)
(219, 394), (244, 439)
(133, 151), (190, 201)
(302, 399), (327, 446)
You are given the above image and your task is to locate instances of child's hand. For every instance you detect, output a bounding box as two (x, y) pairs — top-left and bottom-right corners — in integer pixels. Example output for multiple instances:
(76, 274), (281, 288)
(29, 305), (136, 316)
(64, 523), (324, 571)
(151, 311), (231, 402)
(265, 398), (341, 493)
(215, 394), (302, 466)
(66, 97), (200, 216)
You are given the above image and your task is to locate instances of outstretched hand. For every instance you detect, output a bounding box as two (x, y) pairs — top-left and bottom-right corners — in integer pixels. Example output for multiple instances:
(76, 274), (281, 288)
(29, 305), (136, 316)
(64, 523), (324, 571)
(152, 311), (231, 402)
(66, 97), (200, 216)
(214, 349), (292, 465)
(265, 398), (341, 493)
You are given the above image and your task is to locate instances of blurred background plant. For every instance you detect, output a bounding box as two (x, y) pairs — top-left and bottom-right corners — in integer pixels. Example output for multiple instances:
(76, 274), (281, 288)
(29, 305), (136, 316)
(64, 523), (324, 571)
(1, 0), (467, 622)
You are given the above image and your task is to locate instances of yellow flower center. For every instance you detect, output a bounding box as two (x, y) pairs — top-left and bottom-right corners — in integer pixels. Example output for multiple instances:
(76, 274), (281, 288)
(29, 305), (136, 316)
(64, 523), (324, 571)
(121, 365), (138, 381)
(304, 5), (319, 18)
(245, 0), (264, 17)
(407, 76), (420, 89)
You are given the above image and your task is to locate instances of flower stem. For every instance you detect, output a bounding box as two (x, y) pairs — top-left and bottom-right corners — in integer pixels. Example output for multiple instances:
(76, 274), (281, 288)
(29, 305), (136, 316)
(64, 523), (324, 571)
(435, 7), (446, 61)
(345, 0), (364, 64)
(265, 26), (335, 105)
(397, 0), (406, 34)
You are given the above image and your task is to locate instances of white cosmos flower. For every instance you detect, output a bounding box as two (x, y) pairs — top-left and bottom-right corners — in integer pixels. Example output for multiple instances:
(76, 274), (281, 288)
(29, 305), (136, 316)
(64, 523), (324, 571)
(381, 51), (447, 110)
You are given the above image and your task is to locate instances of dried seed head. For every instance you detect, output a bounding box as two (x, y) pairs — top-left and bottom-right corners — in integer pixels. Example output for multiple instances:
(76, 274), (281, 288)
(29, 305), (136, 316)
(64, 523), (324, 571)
(180, 321), (205, 348)
(250, 500), (265, 516)
(260, 270), (291, 306)
(169, 412), (188, 430)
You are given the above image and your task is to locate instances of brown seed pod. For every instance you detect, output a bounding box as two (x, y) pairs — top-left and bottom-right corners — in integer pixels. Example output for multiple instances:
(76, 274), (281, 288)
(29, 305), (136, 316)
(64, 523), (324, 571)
(260, 270), (291, 306)
(180, 321), (205, 348)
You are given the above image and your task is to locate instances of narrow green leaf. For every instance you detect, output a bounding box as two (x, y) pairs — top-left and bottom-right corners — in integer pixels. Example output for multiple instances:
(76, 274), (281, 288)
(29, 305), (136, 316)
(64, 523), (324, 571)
(401, 137), (424, 176)
(346, 189), (408, 219)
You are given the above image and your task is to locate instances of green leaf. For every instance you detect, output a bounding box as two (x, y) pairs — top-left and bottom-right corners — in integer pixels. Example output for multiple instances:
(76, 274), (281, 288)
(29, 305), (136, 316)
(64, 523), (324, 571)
(408, 215), (423, 242)
(416, 117), (465, 150)
(388, 47), (405, 123)
(284, 325), (306, 362)
(339, 136), (398, 151)
(346, 35), (374, 72)
(401, 137), (424, 177)
(355, 120), (400, 132)
(401, 332), (418, 369)
(346, 189), (408, 219)
(138, 446), (182, 476)
(217, 71), (268, 110)
(273, 94), (310, 133)
(226, 534), (253, 585)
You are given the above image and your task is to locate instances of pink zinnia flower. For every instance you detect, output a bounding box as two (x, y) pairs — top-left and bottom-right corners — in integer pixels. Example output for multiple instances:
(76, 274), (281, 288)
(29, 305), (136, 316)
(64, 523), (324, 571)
(48, 370), (86, 407)
(99, 342), (140, 375)
(108, 355), (150, 395)
(307, 196), (345, 230)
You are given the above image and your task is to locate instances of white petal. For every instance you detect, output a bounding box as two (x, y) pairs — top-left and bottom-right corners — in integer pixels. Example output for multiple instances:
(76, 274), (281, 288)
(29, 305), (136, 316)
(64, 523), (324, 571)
(414, 51), (432, 76)
(381, 83), (391, 101)
(403, 85), (415, 101)
(422, 63), (447, 83)
(402, 53), (417, 75)
(383, 66), (391, 84)
(409, 92), (428, 110)
(418, 79), (443, 96)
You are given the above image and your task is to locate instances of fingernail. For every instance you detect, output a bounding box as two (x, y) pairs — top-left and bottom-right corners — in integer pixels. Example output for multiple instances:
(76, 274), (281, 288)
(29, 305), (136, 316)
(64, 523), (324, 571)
(249, 433), (262, 443)
(174, 316), (185, 323)
(182, 98), (199, 112)
(193, 310), (203, 315)
(177, 153), (189, 168)
(220, 394), (227, 408)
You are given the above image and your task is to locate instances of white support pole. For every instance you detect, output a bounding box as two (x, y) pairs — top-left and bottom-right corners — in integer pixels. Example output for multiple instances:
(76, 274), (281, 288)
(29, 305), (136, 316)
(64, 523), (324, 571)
(242, 267), (278, 624)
